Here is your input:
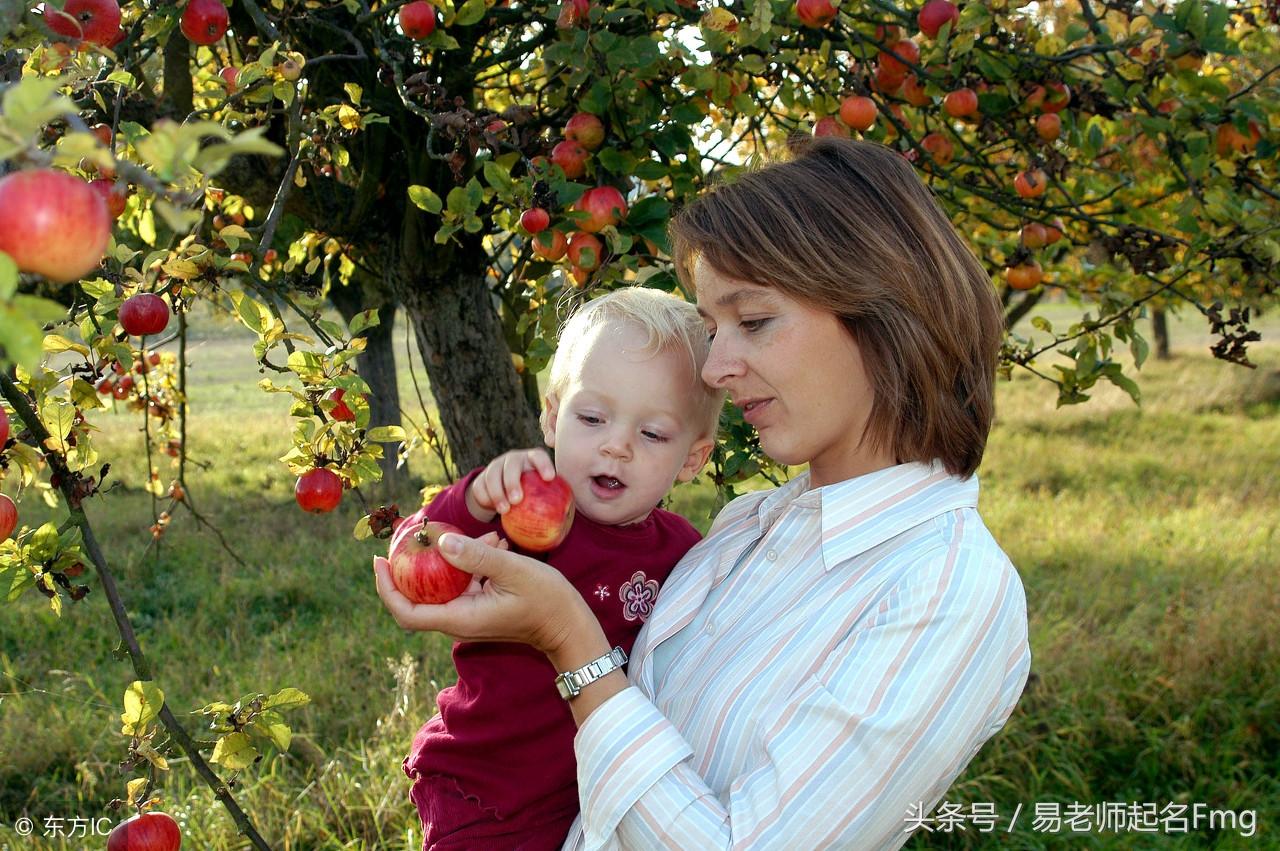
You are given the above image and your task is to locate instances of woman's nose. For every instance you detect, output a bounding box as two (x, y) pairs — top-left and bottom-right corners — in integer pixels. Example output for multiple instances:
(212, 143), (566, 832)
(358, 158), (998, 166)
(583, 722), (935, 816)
(702, 334), (744, 388)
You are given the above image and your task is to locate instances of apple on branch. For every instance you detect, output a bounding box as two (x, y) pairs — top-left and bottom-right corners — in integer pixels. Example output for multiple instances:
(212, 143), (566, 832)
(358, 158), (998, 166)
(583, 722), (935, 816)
(0, 169), (111, 284)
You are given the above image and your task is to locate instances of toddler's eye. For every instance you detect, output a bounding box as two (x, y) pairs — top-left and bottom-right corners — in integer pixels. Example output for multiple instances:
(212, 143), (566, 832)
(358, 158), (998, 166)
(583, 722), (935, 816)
(577, 414), (602, 425)
(642, 430), (669, 443)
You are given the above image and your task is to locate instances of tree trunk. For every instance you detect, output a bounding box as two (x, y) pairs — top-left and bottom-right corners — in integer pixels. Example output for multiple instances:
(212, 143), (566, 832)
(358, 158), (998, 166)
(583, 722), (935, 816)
(330, 287), (404, 497)
(1152, 307), (1171, 360)
(401, 272), (543, 474)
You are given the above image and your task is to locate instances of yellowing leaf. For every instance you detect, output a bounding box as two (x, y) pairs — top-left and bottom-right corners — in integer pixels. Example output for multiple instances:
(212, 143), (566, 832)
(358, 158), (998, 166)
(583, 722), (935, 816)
(337, 105), (362, 131)
(211, 732), (258, 769)
(121, 680), (165, 736)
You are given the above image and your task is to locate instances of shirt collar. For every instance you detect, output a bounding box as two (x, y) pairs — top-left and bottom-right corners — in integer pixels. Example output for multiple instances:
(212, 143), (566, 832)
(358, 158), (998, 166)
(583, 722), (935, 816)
(756, 462), (979, 571)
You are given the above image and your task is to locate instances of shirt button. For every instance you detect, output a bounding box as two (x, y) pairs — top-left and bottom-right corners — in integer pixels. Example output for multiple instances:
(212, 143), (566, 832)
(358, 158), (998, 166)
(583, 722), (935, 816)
(767, 549), (778, 561)
(705, 620), (716, 636)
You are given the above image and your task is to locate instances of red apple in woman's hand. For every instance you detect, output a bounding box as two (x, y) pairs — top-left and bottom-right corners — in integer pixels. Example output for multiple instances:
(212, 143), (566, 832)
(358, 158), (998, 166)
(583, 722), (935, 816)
(501, 471), (574, 553)
(389, 519), (472, 604)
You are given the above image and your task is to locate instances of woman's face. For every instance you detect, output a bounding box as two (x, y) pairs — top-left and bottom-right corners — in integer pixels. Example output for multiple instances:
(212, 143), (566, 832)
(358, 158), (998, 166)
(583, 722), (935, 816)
(694, 257), (895, 487)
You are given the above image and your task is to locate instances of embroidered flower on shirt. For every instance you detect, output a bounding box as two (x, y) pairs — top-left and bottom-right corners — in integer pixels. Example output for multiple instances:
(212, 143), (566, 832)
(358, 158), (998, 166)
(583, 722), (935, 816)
(594, 583), (611, 601)
(619, 571), (659, 622)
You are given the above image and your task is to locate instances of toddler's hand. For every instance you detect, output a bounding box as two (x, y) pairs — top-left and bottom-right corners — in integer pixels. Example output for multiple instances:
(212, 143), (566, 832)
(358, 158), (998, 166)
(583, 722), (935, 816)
(466, 448), (557, 520)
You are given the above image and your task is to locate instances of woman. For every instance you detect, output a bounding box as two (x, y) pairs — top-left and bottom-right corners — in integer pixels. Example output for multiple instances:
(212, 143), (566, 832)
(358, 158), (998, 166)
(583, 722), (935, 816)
(375, 137), (1031, 850)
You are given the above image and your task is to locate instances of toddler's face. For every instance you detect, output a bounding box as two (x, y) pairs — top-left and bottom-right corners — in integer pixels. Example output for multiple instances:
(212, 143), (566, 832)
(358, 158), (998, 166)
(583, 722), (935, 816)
(544, 321), (713, 526)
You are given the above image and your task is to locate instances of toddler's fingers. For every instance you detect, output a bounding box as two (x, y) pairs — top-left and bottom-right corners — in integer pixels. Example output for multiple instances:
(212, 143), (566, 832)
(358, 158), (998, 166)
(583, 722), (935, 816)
(529, 448), (556, 481)
(480, 464), (510, 514)
(503, 453), (527, 504)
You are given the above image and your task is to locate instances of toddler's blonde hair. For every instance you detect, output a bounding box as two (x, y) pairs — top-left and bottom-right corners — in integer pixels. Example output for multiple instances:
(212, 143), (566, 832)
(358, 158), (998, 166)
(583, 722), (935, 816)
(543, 287), (725, 440)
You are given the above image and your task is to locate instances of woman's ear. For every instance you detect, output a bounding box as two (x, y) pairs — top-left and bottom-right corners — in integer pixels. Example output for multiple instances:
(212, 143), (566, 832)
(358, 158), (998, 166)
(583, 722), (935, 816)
(542, 392), (560, 448)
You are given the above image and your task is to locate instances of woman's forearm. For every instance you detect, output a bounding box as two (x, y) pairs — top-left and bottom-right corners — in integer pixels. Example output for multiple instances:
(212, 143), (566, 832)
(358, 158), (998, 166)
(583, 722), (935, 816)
(547, 607), (629, 727)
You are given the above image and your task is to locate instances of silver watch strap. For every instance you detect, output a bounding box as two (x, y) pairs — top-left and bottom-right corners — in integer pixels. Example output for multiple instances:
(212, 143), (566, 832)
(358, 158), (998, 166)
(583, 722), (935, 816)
(555, 646), (628, 700)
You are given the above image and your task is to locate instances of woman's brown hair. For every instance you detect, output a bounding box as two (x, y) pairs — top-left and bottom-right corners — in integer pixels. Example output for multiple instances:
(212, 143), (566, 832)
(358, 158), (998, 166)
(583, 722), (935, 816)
(668, 136), (1003, 478)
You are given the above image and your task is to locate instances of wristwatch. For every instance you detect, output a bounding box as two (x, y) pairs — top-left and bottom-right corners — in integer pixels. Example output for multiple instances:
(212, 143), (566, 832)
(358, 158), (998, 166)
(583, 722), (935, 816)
(555, 646), (628, 700)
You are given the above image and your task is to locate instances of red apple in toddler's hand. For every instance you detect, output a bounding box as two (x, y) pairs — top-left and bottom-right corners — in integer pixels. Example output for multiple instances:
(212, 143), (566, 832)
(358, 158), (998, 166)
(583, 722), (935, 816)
(0, 169), (110, 284)
(501, 471), (574, 553)
(106, 811), (182, 851)
(388, 519), (471, 604)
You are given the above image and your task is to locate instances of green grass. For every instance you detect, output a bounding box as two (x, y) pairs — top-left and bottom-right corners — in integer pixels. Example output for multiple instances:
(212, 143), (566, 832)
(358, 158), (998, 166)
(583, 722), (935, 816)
(1, 306), (1277, 849)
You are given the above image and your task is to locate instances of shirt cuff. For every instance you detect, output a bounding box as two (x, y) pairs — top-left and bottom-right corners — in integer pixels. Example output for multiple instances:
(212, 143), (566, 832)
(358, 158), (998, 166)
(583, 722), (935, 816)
(575, 686), (693, 849)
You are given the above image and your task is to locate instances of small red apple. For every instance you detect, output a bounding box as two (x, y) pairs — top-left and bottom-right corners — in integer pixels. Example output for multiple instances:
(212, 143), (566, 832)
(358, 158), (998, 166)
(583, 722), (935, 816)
(551, 140), (590, 179)
(576, 186), (628, 233)
(90, 178), (128, 218)
(0, 169), (111, 284)
(106, 811), (182, 851)
(1006, 260), (1043, 290)
(180, 0), (229, 45)
(812, 116), (850, 137)
(1014, 168), (1048, 199)
(532, 229), (568, 262)
(0, 495), (16, 542)
(943, 87), (979, 118)
(795, 0), (837, 28)
(1020, 222), (1049, 249)
(295, 468), (343, 513)
(500, 471), (575, 553)
(564, 112), (605, 151)
(901, 74), (930, 106)
(521, 208), (550, 234)
(399, 0), (437, 38)
(90, 123), (113, 146)
(46, 0), (122, 46)
(324, 388), (357, 422)
(1035, 112), (1061, 142)
(119, 293), (170, 336)
(1041, 82), (1070, 113)
(219, 66), (239, 92)
(878, 38), (919, 78)
(917, 0), (958, 39)
(556, 0), (590, 28)
(839, 95), (877, 131)
(921, 132), (954, 165)
(566, 232), (603, 270)
(388, 518), (471, 604)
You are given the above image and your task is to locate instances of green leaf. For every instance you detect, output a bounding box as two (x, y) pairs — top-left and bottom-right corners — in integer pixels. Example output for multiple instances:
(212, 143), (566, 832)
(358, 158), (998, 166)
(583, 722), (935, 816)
(286, 350), (326, 383)
(455, 0), (487, 25)
(408, 185), (443, 214)
(211, 732), (258, 769)
(0, 252), (16, 300)
(249, 710), (292, 751)
(366, 426), (406, 443)
(348, 308), (379, 337)
(121, 680), (165, 736)
(344, 82), (363, 106)
(353, 515), (373, 540)
(482, 161), (513, 195)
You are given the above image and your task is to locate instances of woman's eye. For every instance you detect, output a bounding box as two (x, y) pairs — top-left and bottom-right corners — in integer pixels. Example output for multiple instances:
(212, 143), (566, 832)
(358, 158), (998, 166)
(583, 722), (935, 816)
(741, 318), (769, 332)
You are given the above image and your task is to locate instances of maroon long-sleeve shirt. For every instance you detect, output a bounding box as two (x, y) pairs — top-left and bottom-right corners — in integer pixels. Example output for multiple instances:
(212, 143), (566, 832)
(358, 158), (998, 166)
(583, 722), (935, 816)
(401, 468), (701, 826)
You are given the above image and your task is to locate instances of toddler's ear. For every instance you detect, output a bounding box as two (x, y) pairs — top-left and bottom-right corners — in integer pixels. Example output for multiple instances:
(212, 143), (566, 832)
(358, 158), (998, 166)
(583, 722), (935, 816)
(676, 436), (715, 483)
(541, 392), (560, 448)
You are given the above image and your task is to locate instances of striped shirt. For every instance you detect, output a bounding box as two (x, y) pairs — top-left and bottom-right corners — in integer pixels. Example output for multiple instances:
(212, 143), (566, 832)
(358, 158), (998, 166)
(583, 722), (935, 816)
(560, 461), (1031, 850)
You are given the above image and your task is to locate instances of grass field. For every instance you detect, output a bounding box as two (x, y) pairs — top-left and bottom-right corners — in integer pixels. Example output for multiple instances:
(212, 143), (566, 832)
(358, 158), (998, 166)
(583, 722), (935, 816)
(1, 303), (1277, 849)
